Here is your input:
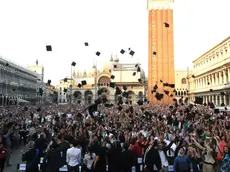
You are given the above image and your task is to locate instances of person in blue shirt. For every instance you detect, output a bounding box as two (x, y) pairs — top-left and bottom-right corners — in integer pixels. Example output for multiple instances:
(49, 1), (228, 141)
(173, 148), (193, 172)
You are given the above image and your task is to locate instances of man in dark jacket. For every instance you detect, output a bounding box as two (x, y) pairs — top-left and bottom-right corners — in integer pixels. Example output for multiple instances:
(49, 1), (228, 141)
(56, 135), (70, 168)
(22, 141), (40, 172)
(144, 140), (162, 172)
(43, 141), (60, 172)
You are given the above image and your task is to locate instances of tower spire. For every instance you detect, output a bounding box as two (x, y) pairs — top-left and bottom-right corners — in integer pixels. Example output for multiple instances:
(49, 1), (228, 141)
(36, 59), (38, 65)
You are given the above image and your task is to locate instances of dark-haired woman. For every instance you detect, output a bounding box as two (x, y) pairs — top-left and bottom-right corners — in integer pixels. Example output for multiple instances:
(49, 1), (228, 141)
(83, 147), (96, 172)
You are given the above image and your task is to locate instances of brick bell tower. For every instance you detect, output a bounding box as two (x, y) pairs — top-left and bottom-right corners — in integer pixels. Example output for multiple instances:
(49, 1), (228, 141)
(147, 0), (175, 104)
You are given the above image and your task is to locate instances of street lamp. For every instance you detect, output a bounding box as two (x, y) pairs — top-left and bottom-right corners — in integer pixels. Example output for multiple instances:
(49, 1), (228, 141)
(70, 61), (76, 104)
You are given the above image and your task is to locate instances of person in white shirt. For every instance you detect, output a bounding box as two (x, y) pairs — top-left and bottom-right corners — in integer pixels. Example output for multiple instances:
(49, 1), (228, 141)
(83, 147), (96, 172)
(66, 140), (82, 172)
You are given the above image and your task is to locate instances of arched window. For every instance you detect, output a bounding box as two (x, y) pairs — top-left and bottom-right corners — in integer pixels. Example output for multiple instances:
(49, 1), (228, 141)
(181, 78), (186, 84)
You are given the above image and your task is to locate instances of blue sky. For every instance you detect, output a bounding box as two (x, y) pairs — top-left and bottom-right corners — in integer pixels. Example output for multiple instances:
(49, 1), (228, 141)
(0, 0), (230, 85)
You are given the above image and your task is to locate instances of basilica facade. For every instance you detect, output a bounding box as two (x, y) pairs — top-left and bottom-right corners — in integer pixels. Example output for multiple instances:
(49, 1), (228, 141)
(57, 56), (147, 105)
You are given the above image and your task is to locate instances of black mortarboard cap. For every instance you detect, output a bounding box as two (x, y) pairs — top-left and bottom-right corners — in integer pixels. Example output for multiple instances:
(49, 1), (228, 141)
(133, 72), (136, 76)
(153, 52), (157, 55)
(137, 66), (141, 72)
(160, 80), (163, 83)
(128, 48), (131, 51)
(164, 22), (170, 27)
(46, 45), (52, 51)
(163, 83), (169, 87)
(120, 49), (125, 54)
(47, 80), (51, 85)
(96, 51), (101, 56)
(109, 82), (116, 88)
(123, 85), (127, 91)
(110, 75), (115, 79)
(135, 64), (139, 68)
(71, 62), (76, 66)
(114, 65), (117, 68)
(64, 78), (68, 82)
(208, 82), (210, 85)
(153, 84), (158, 90)
(151, 89), (156, 94)
(78, 83), (82, 88)
(169, 84), (175, 88)
(138, 78), (142, 83)
(210, 89), (213, 92)
(170, 94), (174, 97)
(173, 89), (176, 92)
(129, 50), (135, 56)
(81, 80), (87, 85)
(192, 75), (195, 78)
(64, 88), (67, 92)
(164, 90), (169, 95)
(84, 42), (89, 46)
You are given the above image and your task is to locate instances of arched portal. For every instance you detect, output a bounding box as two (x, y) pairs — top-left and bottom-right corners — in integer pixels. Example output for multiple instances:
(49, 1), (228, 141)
(138, 91), (144, 101)
(98, 76), (110, 87)
(73, 91), (82, 104)
(127, 91), (136, 104)
(84, 90), (93, 105)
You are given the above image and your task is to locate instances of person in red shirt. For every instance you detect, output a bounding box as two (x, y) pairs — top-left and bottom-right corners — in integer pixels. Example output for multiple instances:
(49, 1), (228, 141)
(0, 142), (6, 172)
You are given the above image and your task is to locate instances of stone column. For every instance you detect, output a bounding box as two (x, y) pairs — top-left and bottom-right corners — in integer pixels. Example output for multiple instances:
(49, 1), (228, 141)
(223, 70), (227, 84)
(219, 95), (222, 105)
(228, 68), (230, 83)
(224, 95), (227, 105)
(215, 95), (218, 106)
(215, 73), (218, 85)
(219, 72), (223, 84)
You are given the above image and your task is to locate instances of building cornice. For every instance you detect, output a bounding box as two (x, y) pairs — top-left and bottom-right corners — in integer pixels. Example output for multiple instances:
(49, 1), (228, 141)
(147, 0), (174, 10)
(193, 36), (230, 63)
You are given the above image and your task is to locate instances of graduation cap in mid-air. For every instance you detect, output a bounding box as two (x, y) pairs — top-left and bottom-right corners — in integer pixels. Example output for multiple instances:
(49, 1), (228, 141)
(71, 62), (76, 66)
(138, 78), (142, 83)
(64, 88), (67, 92)
(84, 42), (89, 46)
(164, 90), (169, 95)
(46, 45), (52, 51)
(137, 66), (141, 72)
(81, 80), (87, 85)
(153, 52), (157, 55)
(96, 51), (101, 56)
(47, 80), (51, 85)
(164, 22), (170, 28)
(129, 50), (135, 56)
(133, 72), (136, 76)
(110, 75), (115, 79)
(120, 49), (125, 54)
(78, 83), (82, 88)
(153, 84), (158, 90)
(109, 82), (116, 88)
(64, 78), (68, 82)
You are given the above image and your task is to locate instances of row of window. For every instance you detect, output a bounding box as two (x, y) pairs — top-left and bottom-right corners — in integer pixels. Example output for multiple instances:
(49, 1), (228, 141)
(194, 47), (228, 68)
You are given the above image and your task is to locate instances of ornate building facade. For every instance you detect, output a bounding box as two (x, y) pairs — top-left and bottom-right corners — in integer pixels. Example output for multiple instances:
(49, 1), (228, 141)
(57, 56), (146, 105)
(147, 0), (175, 104)
(0, 56), (38, 105)
(188, 36), (230, 106)
(174, 70), (188, 98)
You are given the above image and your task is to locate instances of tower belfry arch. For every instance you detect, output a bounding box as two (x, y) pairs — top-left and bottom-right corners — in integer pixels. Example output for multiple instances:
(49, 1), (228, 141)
(147, 0), (175, 104)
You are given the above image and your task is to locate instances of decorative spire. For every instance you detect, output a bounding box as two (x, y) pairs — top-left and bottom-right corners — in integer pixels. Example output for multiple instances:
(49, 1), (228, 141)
(36, 59), (38, 65)
(110, 55), (113, 62)
(114, 55), (119, 63)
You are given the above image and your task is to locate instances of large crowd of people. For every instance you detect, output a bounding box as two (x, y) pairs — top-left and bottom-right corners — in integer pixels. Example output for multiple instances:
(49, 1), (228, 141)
(0, 101), (230, 172)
